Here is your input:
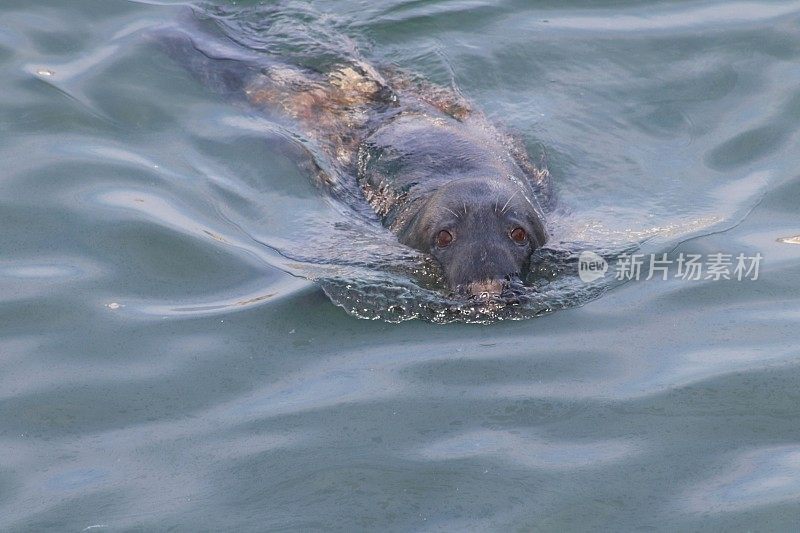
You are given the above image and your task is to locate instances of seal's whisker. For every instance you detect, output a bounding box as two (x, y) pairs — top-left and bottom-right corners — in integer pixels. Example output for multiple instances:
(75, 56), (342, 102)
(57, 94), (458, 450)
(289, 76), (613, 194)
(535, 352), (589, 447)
(442, 207), (461, 219)
(501, 190), (519, 214)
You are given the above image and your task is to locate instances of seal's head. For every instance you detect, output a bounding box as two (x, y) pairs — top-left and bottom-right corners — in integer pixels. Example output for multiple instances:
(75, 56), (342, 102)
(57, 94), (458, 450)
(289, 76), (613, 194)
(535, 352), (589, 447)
(397, 178), (547, 298)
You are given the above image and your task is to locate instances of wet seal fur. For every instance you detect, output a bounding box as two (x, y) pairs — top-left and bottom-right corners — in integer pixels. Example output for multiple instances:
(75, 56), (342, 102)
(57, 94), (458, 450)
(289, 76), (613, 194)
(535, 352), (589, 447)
(156, 16), (551, 299)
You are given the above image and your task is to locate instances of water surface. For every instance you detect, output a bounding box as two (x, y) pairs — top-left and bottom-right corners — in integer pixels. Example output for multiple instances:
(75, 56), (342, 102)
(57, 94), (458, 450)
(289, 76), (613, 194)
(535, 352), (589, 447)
(1, 0), (800, 530)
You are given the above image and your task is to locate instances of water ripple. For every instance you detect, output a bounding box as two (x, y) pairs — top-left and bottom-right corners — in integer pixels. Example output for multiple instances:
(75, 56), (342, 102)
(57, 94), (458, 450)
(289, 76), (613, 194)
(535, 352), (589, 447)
(542, 1), (800, 33)
(684, 445), (800, 514)
(414, 429), (639, 470)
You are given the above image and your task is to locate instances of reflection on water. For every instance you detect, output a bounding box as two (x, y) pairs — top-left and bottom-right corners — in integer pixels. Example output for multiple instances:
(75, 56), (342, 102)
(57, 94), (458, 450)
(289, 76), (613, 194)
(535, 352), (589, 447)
(415, 429), (639, 470)
(686, 446), (800, 513)
(2, 0), (800, 530)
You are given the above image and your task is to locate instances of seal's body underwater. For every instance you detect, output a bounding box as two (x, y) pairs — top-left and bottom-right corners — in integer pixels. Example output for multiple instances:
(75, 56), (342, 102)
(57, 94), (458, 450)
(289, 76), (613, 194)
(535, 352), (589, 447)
(157, 17), (550, 298)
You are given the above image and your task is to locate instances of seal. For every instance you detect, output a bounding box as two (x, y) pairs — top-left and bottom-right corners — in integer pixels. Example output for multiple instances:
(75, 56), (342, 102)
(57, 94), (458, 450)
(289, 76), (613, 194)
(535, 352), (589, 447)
(156, 17), (550, 299)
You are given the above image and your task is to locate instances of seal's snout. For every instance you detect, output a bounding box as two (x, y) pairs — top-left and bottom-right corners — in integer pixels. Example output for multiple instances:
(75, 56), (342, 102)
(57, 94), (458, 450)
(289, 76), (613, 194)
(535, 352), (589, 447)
(466, 279), (505, 299)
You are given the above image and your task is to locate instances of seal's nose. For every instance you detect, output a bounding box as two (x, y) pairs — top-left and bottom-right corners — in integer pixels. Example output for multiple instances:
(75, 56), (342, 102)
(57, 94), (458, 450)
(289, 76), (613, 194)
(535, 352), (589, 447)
(466, 279), (505, 299)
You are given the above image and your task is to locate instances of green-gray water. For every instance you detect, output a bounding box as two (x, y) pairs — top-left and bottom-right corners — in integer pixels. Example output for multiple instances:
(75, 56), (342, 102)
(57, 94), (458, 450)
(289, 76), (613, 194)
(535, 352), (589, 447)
(2, 0), (800, 530)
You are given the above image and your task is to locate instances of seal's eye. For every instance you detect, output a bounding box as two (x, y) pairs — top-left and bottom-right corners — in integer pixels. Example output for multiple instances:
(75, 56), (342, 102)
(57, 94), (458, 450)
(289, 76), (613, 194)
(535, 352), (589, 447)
(510, 227), (527, 243)
(436, 230), (453, 248)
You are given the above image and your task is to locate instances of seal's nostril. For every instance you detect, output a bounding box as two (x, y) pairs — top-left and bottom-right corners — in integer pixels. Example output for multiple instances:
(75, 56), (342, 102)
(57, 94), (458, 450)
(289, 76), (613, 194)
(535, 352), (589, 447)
(466, 279), (505, 298)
